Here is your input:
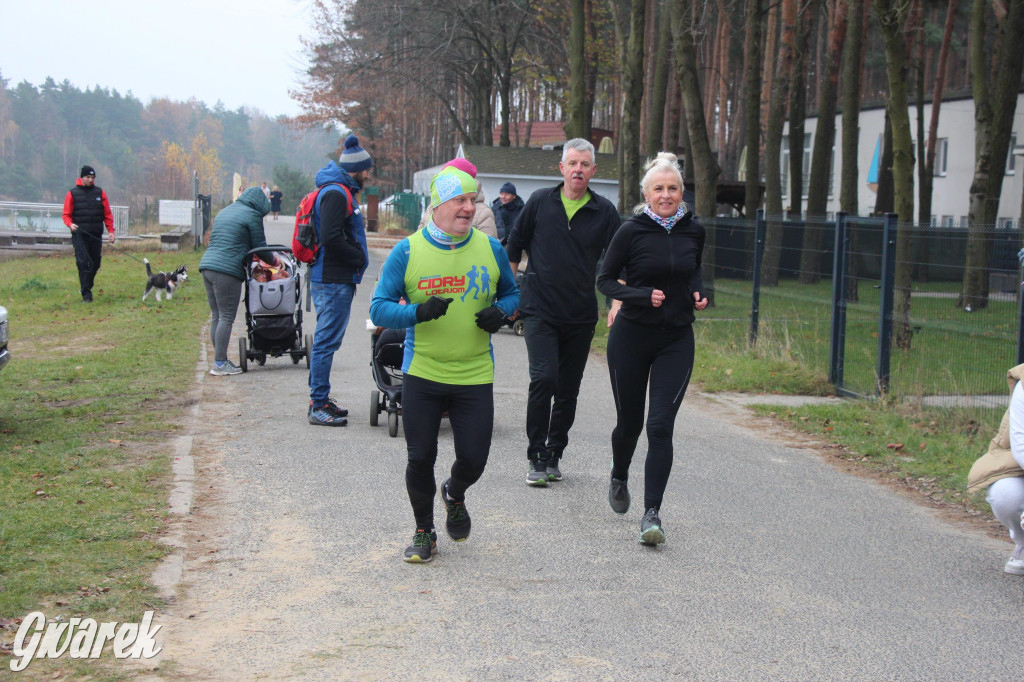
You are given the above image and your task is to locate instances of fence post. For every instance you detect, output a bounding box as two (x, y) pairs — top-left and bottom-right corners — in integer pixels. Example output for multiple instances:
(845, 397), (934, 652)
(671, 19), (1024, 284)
(749, 209), (766, 347)
(877, 213), (898, 395)
(829, 212), (848, 385)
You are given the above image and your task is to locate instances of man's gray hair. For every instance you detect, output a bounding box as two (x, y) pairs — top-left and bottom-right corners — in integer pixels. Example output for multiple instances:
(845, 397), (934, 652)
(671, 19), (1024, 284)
(562, 138), (596, 164)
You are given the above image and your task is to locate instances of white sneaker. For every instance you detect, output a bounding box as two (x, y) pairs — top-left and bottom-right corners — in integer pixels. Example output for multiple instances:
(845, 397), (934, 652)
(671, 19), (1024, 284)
(1004, 546), (1024, 575)
(210, 361), (242, 376)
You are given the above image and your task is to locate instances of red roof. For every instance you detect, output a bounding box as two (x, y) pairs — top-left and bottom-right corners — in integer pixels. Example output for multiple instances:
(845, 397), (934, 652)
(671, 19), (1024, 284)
(491, 122), (613, 149)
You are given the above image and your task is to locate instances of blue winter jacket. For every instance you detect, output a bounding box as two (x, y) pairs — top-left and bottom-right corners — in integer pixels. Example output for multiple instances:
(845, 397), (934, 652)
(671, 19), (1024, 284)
(311, 161), (369, 284)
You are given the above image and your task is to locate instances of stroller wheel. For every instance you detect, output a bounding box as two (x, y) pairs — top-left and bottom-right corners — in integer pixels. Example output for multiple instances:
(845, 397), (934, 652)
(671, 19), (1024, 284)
(370, 389), (380, 427)
(513, 319), (526, 336)
(256, 355), (266, 366)
(387, 410), (399, 437)
(238, 338), (248, 372)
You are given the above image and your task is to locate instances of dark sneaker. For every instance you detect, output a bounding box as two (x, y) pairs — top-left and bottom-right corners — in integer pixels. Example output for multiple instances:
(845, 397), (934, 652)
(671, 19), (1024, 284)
(440, 478), (471, 542)
(526, 458), (549, 487)
(308, 401), (348, 426)
(609, 477), (630, 515)
(403, 529), (437, 563)
(639, 508), (665, 545)
(210, 361), (242, 376)
(546, 456), (562, 482)
(324, 397), (349, 418)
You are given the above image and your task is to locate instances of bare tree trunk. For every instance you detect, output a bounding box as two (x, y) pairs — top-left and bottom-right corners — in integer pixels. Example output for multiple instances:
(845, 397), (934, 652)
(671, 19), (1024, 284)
(960, 0), (1024, 311)
(874, 0), (916, 350)
(672, 0), (721, 302)
(565, 0), (588, 141)
(921, 0), (959, 220)
(743, 0), (764, 218)
(763, 0), (797, 286)
(840, 0), (865, 303)
(621, 0), (647, 213)
(647, 0), (673, 156)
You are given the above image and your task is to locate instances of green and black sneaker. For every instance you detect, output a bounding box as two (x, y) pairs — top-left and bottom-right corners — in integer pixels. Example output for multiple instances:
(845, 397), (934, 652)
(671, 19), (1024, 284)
(526, 458), (549, 487)
(639, 508), (666, 546)
(440, 478), (471, 542)
(403, 529), (438, 563)
(546, 455), (563, 482)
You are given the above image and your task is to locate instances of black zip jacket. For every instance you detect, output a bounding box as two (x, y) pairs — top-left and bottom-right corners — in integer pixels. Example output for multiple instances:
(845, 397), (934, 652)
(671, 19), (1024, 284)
(597, 211), (705, 328)
(505, 183), (621, 324)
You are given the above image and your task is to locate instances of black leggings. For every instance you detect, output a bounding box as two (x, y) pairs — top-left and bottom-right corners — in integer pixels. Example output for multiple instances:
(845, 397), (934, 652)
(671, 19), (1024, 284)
(402, 374), (493, 531)
(606, 318), (695, 511)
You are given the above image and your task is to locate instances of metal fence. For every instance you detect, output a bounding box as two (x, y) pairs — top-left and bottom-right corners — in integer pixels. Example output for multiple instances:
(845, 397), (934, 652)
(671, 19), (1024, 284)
(0, 201), (130, 237)
(703, 211), (1022, 408)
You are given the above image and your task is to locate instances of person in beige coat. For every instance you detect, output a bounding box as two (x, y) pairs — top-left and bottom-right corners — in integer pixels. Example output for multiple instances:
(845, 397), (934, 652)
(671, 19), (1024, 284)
(967, 363), (1024, 574)
(418, 180), (497, 238)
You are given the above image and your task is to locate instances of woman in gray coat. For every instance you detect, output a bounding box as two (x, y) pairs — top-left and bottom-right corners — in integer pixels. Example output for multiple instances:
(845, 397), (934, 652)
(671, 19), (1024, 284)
(198, 187), (274, 375)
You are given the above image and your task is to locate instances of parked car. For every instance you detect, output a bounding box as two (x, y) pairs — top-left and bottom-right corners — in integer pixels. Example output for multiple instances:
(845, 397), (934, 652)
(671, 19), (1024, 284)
(0, 305), (9, 372)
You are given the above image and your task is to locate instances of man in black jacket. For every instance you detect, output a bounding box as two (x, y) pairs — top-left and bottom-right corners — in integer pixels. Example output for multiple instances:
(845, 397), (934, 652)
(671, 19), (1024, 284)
(62, 165), (115, 302)
(505, 138), (621, 486)
(490, 181), (524, 242)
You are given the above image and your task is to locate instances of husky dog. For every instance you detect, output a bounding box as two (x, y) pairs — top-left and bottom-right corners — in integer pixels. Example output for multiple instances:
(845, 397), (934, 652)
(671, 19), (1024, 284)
(142, 258), (188, 301)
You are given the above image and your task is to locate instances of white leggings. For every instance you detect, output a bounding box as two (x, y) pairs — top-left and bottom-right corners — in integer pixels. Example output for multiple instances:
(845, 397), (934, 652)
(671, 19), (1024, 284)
(987, 476), (1024, 548)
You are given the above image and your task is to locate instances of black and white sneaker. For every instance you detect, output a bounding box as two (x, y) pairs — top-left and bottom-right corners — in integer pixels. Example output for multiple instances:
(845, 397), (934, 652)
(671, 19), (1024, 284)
(440, 478), (471, 542)
(526, 458), (549, 487)
(639, 508), (665, 545)
(403, 529), (438, 563)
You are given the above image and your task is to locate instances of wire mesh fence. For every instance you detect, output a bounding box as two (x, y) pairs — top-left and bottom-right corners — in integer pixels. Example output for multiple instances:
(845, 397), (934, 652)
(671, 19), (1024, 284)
(700, 211), (1022, 409)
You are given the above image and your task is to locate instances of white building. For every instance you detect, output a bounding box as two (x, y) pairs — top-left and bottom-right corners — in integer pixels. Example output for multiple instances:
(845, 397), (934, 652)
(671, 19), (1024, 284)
(792, 93), (1024, 225)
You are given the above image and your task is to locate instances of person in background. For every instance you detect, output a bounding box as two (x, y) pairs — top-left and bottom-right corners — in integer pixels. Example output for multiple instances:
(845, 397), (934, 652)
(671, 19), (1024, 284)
(198, 186), (275, 375)
(370, 162), (519, 563)
(261, 181), (271, 200)
(505, 138), (621, 486)
(968, 364), (1024, 574)
(307, 134), (372, 426)
(597, 151), (706, 546)
(62, 165), (116, 303)
(490, 181), (524, 242)
(269, 185), (283, 219)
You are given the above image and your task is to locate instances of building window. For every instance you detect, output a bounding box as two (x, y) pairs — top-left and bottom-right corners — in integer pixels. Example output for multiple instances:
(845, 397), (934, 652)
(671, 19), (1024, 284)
(802, 133), (812, 198)
(934, 138), (948, 177)
(780, 133), (813, 199)
(940, 215), (954, 227)
(781, 136), (789, 199)
(1007, 134), (1017, 175)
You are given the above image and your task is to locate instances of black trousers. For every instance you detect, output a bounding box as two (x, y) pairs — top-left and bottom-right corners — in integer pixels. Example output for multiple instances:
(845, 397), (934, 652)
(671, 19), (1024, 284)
(71, 226), (104, 297)
(523, 316), (595, 460)
(606, 318), (695, 511)
(402, 374), (493, 531)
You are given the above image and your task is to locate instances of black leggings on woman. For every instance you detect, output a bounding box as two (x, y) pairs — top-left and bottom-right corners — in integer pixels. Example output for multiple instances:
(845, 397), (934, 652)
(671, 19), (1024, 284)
(402, 374), (493, 531)
(607, 317), (695, 511)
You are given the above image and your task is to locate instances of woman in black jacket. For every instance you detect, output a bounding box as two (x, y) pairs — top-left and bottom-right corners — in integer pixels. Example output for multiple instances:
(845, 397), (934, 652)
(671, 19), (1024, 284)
(596, 151), (707, 546)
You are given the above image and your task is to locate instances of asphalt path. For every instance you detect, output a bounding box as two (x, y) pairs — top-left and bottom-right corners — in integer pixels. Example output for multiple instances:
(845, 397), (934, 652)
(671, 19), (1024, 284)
(154, 217), (1024, 680)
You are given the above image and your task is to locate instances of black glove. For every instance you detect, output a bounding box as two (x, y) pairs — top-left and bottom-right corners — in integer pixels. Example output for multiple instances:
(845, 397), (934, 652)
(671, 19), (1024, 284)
(416, 296), (454, 322)
(475, 306), (506, 333)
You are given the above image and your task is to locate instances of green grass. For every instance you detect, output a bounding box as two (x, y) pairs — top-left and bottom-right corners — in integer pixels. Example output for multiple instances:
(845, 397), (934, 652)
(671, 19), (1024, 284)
(0, 247), (206, 631)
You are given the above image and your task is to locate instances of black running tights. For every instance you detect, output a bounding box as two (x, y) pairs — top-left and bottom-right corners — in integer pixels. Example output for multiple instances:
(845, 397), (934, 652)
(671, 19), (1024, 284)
(403, 374), (493, 531)
(606, 318), (695, 511)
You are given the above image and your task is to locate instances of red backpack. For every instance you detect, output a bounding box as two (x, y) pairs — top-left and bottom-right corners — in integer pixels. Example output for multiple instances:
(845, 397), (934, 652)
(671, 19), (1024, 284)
(291, 183), (354, 264)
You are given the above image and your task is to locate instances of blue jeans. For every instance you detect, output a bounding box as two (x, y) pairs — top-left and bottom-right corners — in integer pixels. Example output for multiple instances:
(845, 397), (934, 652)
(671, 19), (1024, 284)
(308, 281), (356, 405)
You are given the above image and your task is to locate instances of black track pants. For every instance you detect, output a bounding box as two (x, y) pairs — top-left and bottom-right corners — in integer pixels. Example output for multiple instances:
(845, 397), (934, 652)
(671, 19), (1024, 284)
(402, 374), (493, 531)
(72, 227), (103, 296)
(523, 317), (595, 460)
(606, 318), (694, 511)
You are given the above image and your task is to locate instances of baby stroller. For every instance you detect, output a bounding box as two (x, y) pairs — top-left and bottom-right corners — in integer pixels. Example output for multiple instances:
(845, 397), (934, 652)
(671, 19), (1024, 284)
(238, 245), (311, 372)
(370, 326), (405, 437)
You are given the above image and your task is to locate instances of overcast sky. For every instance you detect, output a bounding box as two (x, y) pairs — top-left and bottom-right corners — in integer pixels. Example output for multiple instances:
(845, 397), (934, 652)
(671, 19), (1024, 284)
(1, 0), (315, 118)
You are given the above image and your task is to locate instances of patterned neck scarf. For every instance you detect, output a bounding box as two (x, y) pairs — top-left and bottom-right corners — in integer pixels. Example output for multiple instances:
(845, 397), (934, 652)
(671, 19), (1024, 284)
(643, 204), (687, 232)
(426, 220), (470, 246)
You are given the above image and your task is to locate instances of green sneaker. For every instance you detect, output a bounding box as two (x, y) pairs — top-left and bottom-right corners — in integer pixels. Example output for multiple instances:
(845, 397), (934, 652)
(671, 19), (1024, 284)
(403, 529), (437, 563)
(546, 456), (562, 482)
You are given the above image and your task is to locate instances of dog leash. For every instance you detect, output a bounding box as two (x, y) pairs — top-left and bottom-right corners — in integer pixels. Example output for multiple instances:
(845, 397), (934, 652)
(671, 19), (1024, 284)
(73, 228), (161, 267)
